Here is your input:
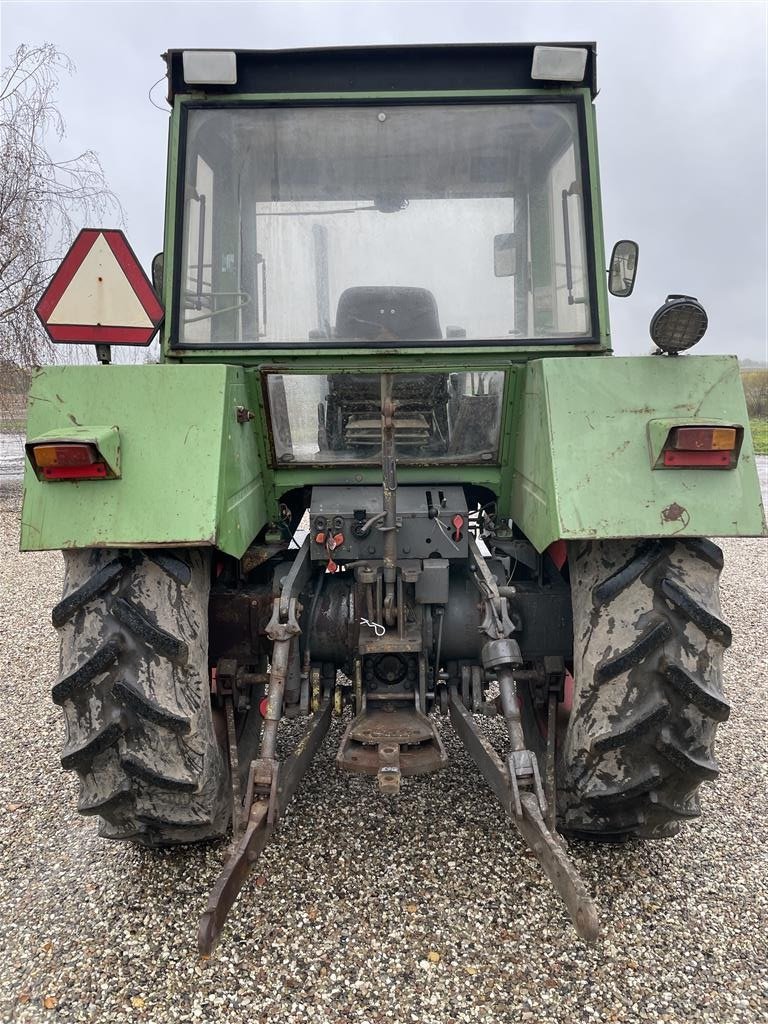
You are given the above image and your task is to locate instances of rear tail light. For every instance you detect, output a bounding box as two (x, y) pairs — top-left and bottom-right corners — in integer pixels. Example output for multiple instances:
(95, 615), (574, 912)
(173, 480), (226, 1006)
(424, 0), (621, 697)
(33, 443), (97, 467)
(662, 425), (741, 469)
(670, 427), (737, 451)
(29, 442), (110, 481)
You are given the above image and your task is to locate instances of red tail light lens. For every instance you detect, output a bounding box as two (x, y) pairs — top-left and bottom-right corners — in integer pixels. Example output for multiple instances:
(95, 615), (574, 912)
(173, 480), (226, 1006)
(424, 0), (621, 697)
(663, 450), (732, 468)
(42, 463), (108, 480)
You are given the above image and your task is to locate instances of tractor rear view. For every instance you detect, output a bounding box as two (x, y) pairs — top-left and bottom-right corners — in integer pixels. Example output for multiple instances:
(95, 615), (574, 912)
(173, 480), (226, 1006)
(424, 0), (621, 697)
(21, 43), (766, 951)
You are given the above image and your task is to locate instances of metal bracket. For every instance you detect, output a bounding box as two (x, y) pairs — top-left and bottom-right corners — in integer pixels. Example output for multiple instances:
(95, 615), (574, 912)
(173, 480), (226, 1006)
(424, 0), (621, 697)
(236, 405), (255, 424)
(267, 763), (280, 826)
(469, 537), (516, 641)
(507, 747), (547, 821)
(276, 536), (311, 624)
(377, 743), (401, 795)
(468, 535), (502, 601)
(266, 597), (301, 643)
(250, 756), (276, 795)
(224, 696), (244, 837)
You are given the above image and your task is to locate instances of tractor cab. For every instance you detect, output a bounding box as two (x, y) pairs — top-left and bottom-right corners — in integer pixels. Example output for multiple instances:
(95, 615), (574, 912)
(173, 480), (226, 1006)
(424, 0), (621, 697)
(170, 68), (598, 352)
(163, 46), (605, 474)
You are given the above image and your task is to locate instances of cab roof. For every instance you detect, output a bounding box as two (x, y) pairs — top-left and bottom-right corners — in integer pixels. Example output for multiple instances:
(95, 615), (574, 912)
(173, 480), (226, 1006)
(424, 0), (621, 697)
(163, 43), (598, 104)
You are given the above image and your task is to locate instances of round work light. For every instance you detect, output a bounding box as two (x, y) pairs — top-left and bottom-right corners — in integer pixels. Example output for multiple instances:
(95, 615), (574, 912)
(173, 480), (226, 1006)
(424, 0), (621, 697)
(649, 295), (708, 355)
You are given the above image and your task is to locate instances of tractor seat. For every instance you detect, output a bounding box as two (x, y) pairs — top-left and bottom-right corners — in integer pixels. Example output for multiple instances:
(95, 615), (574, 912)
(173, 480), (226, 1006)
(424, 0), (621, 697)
(335, 286), (441, 341)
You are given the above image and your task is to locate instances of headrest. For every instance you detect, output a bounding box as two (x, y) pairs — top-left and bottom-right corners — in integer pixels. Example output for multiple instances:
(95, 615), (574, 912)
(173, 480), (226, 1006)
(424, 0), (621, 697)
(335, 286), (441, 341)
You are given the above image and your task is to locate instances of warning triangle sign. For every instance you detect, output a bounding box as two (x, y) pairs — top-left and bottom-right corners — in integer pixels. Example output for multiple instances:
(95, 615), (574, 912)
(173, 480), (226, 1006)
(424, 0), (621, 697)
(36, 229), (164, 346)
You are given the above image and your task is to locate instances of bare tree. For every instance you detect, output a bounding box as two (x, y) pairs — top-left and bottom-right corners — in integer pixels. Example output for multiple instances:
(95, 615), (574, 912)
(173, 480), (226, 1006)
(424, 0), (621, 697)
(0, 44), (121, 370)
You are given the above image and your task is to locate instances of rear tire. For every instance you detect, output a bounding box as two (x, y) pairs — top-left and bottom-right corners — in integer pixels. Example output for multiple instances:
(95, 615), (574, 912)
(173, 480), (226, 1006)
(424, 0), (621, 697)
(559, 538), (731, 840)
(52, 548), (230, 846)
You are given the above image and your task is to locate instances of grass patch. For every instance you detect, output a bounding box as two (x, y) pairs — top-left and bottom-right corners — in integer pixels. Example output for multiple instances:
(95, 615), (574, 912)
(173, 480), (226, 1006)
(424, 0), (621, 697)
(749, 418), (768, 455)
(741, 369), (767, 419)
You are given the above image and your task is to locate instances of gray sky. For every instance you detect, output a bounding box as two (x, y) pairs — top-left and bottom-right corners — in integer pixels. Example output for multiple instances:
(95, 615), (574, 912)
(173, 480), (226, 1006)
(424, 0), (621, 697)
(2, 0), (767, 359)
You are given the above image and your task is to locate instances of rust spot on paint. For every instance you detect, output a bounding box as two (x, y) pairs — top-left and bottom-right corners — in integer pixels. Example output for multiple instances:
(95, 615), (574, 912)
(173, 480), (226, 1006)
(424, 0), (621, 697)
(661, 502), (687, 523)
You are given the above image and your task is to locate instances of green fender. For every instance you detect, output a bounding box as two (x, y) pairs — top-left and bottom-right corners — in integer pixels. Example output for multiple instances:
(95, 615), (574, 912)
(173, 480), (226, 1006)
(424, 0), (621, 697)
(508, 354), (766, 550)
(20, 364), (267, 556)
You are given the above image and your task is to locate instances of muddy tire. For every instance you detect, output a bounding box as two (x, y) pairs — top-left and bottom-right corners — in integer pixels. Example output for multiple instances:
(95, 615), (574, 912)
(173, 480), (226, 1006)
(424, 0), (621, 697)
(559, 538), (731, 840)
(52, 549), (230, 846)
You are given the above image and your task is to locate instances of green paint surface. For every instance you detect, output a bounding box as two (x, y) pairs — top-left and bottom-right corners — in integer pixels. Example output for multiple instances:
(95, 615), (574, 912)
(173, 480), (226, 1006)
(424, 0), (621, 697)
(20, 364), (264, 557)
(511, 355), (766, 550)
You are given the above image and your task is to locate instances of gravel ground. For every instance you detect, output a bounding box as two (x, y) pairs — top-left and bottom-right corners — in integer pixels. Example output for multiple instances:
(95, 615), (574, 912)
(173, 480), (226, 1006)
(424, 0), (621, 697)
(0, 481), (766, 1024)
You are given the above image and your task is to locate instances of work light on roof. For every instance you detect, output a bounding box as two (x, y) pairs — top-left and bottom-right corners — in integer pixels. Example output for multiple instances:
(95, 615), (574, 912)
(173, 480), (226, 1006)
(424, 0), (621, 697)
(531, 46), (588, 83)
(182, 50), (237, 86)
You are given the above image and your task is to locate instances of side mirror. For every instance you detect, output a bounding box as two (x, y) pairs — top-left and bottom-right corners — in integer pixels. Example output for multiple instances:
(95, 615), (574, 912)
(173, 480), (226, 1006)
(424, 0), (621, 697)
(608, 239), (639, 297)
(151, 252), (164, 297)
(493, 233), (516, 278)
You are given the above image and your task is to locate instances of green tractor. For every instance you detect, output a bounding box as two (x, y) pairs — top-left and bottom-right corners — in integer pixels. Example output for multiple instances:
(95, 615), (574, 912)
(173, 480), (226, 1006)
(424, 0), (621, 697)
(22, 44), (765, 951)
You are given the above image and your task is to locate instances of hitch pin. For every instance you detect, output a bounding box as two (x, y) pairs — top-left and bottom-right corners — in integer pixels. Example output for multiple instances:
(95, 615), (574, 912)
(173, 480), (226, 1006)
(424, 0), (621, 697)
(360, 617), (386, 637)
